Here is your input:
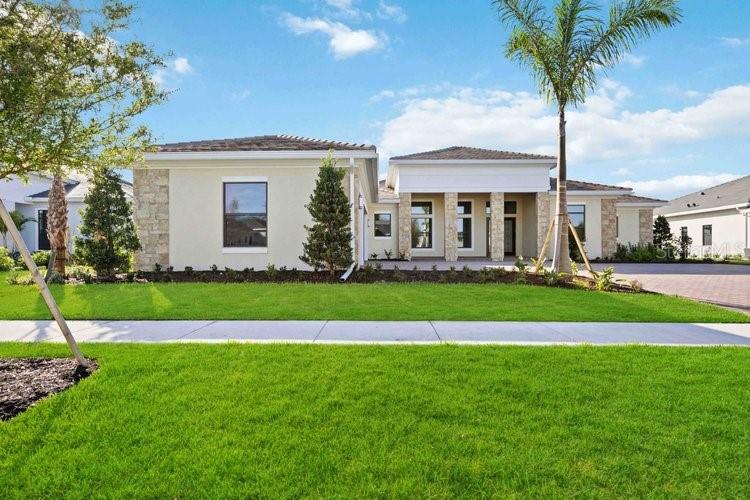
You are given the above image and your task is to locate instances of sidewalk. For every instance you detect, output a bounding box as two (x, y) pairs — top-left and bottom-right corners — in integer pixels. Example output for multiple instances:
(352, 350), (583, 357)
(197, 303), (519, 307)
(1, 320), (749, 346)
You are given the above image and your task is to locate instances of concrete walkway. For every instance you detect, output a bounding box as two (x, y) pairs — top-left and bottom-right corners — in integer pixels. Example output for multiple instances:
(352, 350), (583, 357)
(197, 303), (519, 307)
(1, 320), (750, 346)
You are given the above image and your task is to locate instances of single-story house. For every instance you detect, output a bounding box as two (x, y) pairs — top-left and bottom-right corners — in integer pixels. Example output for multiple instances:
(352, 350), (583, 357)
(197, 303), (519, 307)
(0, 174), (132, 253)
(655, 175), (750, 258)
(133, 135), (665, 271)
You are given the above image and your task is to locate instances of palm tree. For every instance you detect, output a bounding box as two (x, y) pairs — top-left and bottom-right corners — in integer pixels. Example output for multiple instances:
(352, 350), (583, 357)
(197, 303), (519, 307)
(0, 210), (35, 251)
(494, 0), (680, 272)
(47, 174), (69, 275)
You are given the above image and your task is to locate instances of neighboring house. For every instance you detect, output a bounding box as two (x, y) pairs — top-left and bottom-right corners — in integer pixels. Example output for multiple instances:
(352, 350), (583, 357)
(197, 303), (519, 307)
(133, 136), (664, 271)
(0, 174), (132, 253)
(655, 175), (750, 258)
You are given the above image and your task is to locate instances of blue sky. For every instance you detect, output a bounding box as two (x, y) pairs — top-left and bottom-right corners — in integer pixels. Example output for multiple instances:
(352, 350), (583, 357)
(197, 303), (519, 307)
(127, 0), (750, 199)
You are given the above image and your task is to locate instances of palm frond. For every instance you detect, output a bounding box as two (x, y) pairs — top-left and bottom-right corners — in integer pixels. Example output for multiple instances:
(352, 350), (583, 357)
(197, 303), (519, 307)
(494, 0), (560, 103)
(569, 0), (681, 102)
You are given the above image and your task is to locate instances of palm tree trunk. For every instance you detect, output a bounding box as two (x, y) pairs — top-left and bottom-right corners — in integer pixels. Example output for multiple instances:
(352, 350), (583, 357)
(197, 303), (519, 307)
(551, 108), (571, 273)
(48, 175), (69, 276)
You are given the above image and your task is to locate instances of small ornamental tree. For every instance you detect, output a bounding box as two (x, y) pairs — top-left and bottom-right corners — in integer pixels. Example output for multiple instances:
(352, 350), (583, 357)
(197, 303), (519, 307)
(300, 152), (353, 275)
(75, 169), (140, 276)
(653, 214), (674, 258)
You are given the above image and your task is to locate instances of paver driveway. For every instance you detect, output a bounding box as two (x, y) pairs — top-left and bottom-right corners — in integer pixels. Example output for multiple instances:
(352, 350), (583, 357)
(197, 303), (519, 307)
(592, 263), (750, 313)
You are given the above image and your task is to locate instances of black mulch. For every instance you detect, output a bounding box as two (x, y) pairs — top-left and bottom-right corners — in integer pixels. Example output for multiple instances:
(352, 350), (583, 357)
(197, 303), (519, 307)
(0, 358), (97, 421)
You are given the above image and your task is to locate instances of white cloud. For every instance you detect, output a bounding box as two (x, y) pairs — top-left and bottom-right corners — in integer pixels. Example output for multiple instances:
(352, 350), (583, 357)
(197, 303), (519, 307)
(324, 0), (363, 19)
(282, 13), (385, 58)
(151, 56), (194, 89)
(172, 57), (193, 75)
(662, 85), (703, 99)
(377, 1), (407, 23)
(613, 167), (631, 176)
(231, 88), (251, 101)
(369, 82), (452, 102)
(720, 36), (750, 47)
(377, 81), (750, 165)
(618, 174), (742, 198)
(623, 53), (646, 67)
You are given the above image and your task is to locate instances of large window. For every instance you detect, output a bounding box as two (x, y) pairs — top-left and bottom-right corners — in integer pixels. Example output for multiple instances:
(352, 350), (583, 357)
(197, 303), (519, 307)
(223, 182), (268, 248)
(702, 225), (712, 246)
(457, 201), (472, 249)
(411, 201), (432, 248)
(374, 213), (392, 238)
(568, 204), (586, 242)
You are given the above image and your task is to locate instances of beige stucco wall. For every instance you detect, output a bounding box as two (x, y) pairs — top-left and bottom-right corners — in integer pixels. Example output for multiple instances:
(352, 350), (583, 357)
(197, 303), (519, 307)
(617, 207), (640, 246)
(142, 158), (368, 271)
(366, 203), (398, 259)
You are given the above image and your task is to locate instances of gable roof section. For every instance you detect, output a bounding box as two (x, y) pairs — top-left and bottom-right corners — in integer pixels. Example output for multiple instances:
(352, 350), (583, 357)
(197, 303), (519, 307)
(656, 175), (750, 215)
(391, 146), (555, 161)
(616, 194), (667, 207)
(156, 134), (376, 152)
(550, 178), (631, 193)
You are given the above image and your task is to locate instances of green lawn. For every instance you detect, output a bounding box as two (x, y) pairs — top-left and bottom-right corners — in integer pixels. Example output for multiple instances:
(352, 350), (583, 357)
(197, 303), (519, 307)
(1, 343), (749, 497)
(0, 272), (745, 322)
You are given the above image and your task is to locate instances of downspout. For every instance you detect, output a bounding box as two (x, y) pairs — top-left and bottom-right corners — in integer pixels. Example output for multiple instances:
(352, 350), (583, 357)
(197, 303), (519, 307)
(339, 262), (356, 282)
(349, 157), (356, 267)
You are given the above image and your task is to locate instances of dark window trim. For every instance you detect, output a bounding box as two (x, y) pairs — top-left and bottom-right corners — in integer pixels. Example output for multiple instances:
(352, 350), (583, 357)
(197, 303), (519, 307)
(222, 181), (268, 248)
(568, 204), (586, 242)
(373, 212), (392, 238)
(411, 201), (433, 249)
(702, 224), (712, 246)
(457, 200), (473, 249)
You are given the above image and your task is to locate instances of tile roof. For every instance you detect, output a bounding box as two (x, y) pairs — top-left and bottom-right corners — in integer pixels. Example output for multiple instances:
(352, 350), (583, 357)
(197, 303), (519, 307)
(156, 134), (376, 152)
(655, 175), (750, 214)
(550, 178), (631, 192)
(617, 194), (667, 204)
(391, 146), (555, 161)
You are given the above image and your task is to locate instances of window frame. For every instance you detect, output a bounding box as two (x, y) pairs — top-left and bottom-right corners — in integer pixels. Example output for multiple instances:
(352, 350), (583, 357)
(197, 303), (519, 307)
(411, 201), (433, 249)
(568, 204), (586, 242)
(373, 212), (392, 239)
(457, 200), (473, 250)
(702, 224), (712, 246)
(222, 179), (269, 253)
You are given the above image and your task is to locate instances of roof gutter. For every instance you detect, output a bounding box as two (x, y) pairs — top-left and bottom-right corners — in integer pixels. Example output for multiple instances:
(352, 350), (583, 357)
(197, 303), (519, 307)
(143, 150), (378, 161)
(659, 202), (748, 217)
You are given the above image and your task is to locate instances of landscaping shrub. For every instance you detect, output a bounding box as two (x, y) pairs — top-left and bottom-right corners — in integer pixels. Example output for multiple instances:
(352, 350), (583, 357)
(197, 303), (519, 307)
(74, 168), (140, 276)
(614, 243), (664, 262)
(0, 247), (14, 271)
(595, 266), (615, 291)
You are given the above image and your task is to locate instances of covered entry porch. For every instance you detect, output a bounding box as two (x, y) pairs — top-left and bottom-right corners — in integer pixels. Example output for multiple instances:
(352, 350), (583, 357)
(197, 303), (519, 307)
(397, 191), (547, 262)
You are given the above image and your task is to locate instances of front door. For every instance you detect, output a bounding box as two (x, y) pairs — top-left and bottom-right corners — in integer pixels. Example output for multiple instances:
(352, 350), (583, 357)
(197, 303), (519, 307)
(504, 218), (516, 256)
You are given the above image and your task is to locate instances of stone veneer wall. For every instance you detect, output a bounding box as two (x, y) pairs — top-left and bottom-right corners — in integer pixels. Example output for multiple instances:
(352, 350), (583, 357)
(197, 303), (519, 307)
(398, 192), (412, 260)
(133, 168), (170, 271)
(601, 198), (618, 258)
(490, 192), (505, 261)
(444, 192), (458, 261)
(535, 192), (550, 257)
(639, 208), (654, 245)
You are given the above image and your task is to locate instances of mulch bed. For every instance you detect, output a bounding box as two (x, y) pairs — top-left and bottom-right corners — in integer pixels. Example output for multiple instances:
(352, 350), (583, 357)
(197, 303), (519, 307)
(0, 358), (97, 421)
(127, 268), (634, 292)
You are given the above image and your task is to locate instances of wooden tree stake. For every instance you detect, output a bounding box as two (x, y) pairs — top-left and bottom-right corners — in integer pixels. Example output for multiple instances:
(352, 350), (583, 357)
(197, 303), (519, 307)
(568, 221), (597, 277)
(0, 198), (88, 366)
